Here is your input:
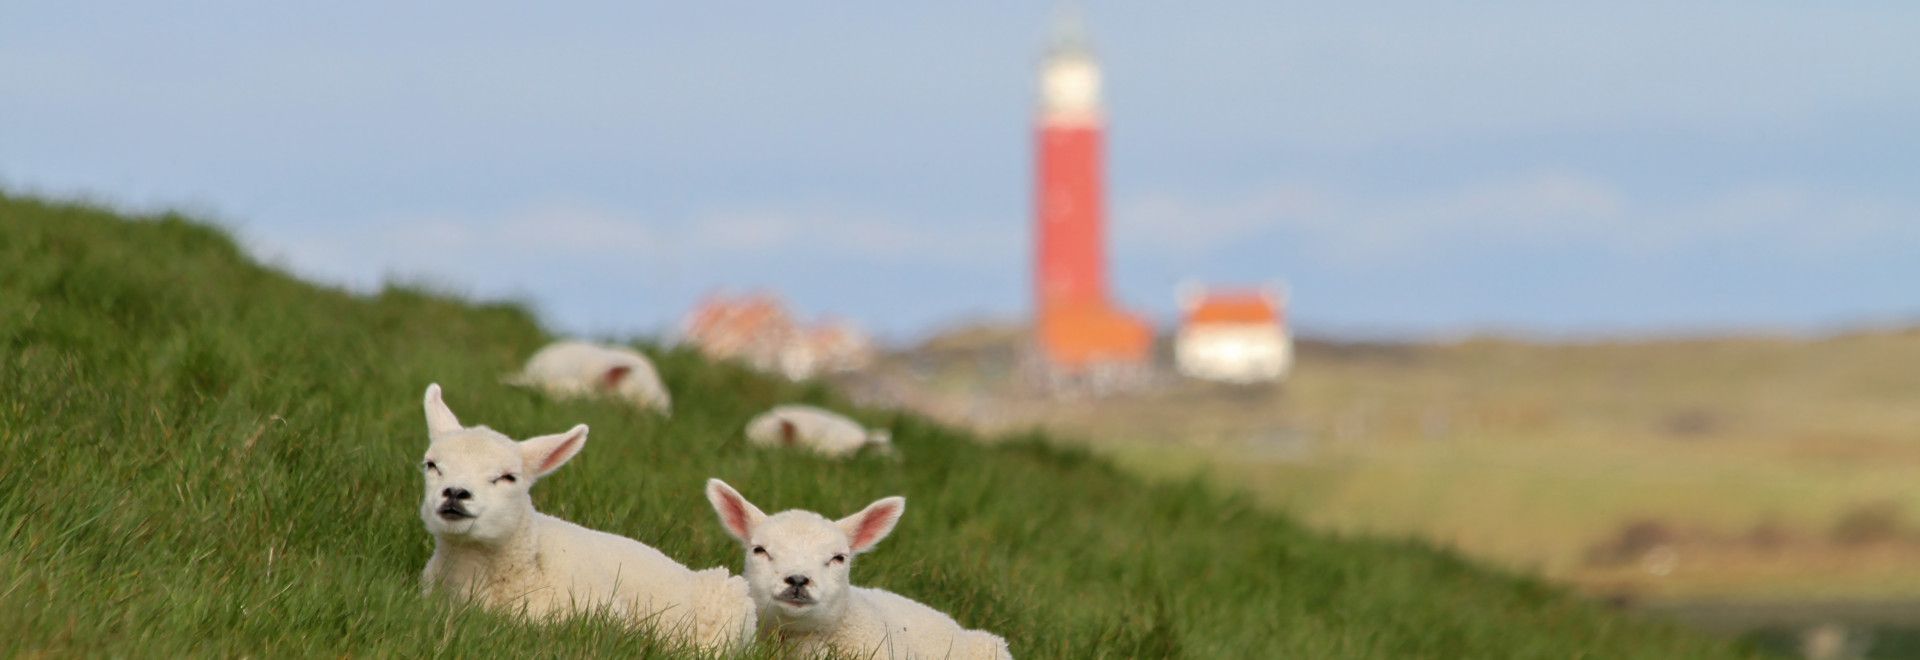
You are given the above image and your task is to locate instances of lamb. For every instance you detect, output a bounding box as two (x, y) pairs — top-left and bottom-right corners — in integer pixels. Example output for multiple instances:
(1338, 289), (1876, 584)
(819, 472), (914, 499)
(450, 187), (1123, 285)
(415, 384), (753, 651)
(704, 479), (1012, 660)
(507, 340), (672, 415)
(744, 404), (893, 458)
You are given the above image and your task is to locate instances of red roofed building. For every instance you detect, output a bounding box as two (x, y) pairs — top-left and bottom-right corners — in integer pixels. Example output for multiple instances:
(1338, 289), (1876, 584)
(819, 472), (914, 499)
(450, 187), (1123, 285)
(682, 292), (874, 381)
(1175, 285), (1292, 383)
(683, 293), (793, 367)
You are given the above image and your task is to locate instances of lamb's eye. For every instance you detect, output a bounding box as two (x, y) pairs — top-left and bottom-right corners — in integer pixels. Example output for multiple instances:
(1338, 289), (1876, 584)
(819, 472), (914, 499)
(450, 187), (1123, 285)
(752, 546), (768, 557)
(424, 461), (439, 473)
(494, 474), (517, 484)
(830, 554), (846, 565)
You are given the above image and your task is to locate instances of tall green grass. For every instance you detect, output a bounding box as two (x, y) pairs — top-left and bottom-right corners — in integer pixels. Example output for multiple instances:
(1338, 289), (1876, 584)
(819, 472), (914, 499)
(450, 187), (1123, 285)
(0, 192), (1743, 657)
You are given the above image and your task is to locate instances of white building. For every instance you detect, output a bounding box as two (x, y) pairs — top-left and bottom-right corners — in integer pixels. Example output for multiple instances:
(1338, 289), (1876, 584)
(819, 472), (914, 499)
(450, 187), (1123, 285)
(1174, 285), (1292, 384)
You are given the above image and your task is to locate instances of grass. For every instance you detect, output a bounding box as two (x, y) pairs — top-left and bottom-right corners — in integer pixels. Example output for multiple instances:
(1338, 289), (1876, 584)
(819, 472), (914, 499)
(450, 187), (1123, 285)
(0, 191), (1742, 657)
(905, 330), (1920, 602)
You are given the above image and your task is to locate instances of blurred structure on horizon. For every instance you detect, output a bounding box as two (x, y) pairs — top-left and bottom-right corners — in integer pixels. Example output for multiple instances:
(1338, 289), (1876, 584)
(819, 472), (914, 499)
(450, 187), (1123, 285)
(1029, 10), (1152, 389)
(681, 292), (874, 381)
(1175, 283), (1293, 383)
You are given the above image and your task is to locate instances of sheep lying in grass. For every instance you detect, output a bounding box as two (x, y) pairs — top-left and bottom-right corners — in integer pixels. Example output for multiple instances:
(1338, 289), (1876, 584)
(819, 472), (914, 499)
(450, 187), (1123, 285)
(508, 341), (672, 415)
(416, 384), (752, 651)
(744, 405), (893, 458)
(705, 479), (1011, 659)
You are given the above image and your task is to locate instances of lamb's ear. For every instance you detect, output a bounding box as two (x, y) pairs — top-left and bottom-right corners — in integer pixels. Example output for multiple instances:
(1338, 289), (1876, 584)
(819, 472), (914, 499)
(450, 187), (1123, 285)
(423, 383), (462, 436)
(519, 424), (588, 478)
(837, 496), (905, 554)
(706, 479), (766, 541)
(601, 365), (632, 390)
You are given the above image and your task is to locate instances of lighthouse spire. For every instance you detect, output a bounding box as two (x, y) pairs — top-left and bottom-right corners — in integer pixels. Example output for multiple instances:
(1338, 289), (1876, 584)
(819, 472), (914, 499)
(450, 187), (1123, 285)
(1048, 1), (1091, 58)
(1038, 2), (1102, 125)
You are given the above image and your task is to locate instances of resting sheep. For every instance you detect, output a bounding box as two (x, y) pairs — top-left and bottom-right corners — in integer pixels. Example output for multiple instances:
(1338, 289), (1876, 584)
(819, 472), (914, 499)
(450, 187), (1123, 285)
(705, 479), (1012, 659)
(415, 384), (753, 651)
(744, 405), (892, 458)
(508, 341), (672, 415)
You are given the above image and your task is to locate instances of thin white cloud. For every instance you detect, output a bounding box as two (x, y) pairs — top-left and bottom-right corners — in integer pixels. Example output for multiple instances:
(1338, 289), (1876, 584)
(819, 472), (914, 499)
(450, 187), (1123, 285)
(1116, 185), (1325, 257)
(680, 209), (1009, 260)
(246, 203), (1011, 295)
(1115, 173), (1920, 266)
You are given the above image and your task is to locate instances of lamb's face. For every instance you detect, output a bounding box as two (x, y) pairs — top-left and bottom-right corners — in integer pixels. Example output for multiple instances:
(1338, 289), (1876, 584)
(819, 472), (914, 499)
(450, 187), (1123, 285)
(417, 384), (588, 546)
(420, 430), (534, 544)
(743, 512), (856, 625)
(705, 479), (905, 631)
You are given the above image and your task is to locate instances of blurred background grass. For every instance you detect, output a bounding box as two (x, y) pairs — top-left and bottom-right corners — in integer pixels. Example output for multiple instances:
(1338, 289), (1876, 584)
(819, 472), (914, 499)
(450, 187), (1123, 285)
(865, 330), (1920, 604)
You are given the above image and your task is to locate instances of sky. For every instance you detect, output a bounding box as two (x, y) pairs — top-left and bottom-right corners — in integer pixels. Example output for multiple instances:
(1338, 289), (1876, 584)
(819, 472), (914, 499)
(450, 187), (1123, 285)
(4, 2), (1918, 341)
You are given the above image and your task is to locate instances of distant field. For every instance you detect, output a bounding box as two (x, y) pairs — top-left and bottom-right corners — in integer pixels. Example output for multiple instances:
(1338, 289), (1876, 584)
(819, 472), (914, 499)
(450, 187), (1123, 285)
(860, 325), (1920, 603)
(0, 193), (1740, 657)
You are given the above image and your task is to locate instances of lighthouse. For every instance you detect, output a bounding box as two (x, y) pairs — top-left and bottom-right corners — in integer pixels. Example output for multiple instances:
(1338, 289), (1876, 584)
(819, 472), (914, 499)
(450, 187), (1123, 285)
(1032, 12), (1151, 379)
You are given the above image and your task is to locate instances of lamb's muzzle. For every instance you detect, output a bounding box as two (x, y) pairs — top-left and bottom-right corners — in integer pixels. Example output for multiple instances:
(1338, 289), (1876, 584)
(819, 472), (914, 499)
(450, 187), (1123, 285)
(777, 575), (816, 606)
(435, 489), (474, 520)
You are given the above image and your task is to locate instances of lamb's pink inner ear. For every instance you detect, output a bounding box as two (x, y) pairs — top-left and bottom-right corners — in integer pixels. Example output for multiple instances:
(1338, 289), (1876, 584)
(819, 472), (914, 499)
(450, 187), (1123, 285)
(539, 436), (579, 473)
(778, 419), (798, 446)
(707, 482), (759, 539)
(847, 498), (904, 553)
(601, 366), (632, 390)
(524, 425), (588, 477)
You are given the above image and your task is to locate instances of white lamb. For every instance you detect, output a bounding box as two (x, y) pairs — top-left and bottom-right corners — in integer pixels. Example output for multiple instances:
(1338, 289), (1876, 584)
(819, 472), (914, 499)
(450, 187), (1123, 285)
(744, 405), (893, 458)
(415, 384), (752, 651)
(704, 479), (1012, 660)
(508, 340), (672, 415)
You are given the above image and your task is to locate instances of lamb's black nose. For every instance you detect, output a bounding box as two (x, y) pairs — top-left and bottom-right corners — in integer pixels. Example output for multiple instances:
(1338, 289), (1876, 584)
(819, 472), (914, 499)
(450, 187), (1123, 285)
(785, 575), (810, 587)
(443, 487), (472, 501)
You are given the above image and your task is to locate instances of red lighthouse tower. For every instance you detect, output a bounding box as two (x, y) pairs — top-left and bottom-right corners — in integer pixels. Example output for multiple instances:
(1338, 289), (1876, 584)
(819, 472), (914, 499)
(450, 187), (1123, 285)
(1032, 14), (1151, 376)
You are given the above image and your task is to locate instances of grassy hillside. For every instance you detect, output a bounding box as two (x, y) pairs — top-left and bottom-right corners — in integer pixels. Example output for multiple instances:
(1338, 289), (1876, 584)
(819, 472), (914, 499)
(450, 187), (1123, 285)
(888, 329), (1920, 603)
(0, 193), (1742, 657)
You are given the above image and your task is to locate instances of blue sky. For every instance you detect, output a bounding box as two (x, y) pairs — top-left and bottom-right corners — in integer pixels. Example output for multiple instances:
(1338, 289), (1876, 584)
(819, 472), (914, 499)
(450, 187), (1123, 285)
(5, 2), (1917, 340)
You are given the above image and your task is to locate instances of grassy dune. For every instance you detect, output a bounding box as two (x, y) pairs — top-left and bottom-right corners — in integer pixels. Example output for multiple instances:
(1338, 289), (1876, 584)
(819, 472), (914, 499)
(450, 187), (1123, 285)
(1027, 335), (1920, 602)
(0, 193), (1740, 657)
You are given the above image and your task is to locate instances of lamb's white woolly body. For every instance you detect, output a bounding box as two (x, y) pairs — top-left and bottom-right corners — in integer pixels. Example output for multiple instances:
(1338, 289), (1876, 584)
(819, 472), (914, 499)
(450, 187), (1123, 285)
(416, 385), (752, 651)
(744, 405), (891, 458)
(706, 480), (1012, 660)
(510, 341), (672, 415)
